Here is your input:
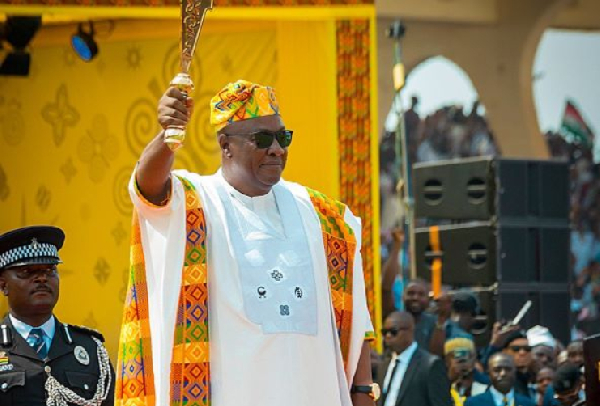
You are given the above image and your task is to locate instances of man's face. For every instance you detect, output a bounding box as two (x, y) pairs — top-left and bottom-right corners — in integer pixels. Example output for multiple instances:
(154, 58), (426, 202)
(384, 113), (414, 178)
(0, 264), (60, 319)
(446, 350), (475, 383)
(536, 367), (555, 397)
(504, 338), (531, 369)
(403, 282), (429, 315)
(489, 355), (516, 394)
(532, 345), (556, 370)
(567, 342), (584, 367)
(221, 115), (289, 196)
(382, 314), (414, 354)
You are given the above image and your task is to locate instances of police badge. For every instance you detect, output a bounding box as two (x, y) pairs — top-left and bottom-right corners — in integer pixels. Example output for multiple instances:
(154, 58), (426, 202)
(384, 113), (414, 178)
(74, 345), (90, 366)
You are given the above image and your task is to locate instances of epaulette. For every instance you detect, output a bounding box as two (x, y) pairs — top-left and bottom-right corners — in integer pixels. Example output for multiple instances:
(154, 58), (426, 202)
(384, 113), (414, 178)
(67, 324), (105, 342)
(0, 324), (12, 346)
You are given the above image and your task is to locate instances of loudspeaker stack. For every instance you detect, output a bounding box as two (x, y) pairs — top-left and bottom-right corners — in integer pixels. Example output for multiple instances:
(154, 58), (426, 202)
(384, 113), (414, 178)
(413, 157), (571, 345)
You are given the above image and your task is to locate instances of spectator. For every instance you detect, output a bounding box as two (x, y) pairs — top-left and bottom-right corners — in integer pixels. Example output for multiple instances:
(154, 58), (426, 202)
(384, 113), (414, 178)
(502, 330), (535, 400)
(566, 341), (584, 367)
(532, 345), (557, 371)
(449, 290), (481, 338)
(528, 325), (557, 371)
(445, 337), (488, 406)
(465, 353), (535, 406)
(552, 363), (585, 406)
(379, 311), (452, 406)
(402, 280), (433, 345)
(535, 367), (555, 406)
(402, 279), (447, 356)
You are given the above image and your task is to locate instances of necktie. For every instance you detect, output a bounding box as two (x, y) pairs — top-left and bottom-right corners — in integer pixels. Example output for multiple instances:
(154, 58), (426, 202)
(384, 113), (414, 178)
(381, 359), (401, 406)
(28, 328), (48, 359)
(502, 396), (509, 406)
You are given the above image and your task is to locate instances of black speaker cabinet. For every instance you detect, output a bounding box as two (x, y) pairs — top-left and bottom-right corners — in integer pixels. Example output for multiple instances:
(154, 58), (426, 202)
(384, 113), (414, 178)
(478, 288), (571, 347)
(415, 222), (570, 286)
(413, 157), (570, 222)
(584, 334), (600, 406)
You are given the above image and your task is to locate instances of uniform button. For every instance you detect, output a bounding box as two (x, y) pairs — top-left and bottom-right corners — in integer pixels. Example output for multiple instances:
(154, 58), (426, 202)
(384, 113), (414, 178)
(1, 383), (7, 390)
(84, 384), (89, 390)
(45, 366), (51, 373)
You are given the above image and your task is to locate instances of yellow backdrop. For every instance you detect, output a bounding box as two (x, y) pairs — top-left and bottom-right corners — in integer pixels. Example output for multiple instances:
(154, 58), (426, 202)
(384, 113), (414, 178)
(0, 18), (341, 358)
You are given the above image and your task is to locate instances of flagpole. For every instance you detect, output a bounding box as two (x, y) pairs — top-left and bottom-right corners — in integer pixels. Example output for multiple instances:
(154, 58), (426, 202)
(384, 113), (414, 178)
(388, 21), (416, 280)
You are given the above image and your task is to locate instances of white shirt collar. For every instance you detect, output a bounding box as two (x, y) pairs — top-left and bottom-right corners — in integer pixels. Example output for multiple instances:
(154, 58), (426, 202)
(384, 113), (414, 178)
(489, 386), (514, 406)
(9, 313), (56, 341)
(217, 169), (276, 207)
(392, 341), (418, 364)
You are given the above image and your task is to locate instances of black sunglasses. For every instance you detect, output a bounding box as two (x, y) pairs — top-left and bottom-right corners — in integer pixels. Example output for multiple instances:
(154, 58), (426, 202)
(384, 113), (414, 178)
(381, 328), (399, 337)
(227, 129), (293, 149)
(509, 345), (532, 353)
(382, 326), (412, 336)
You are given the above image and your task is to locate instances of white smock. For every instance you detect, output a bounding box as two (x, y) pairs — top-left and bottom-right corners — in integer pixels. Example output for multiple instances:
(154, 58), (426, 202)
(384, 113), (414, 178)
(129, 169), (373, 406)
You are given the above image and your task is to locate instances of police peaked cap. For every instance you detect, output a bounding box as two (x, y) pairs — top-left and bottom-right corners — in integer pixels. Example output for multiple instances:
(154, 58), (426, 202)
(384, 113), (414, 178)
(0, 225), (65, 270)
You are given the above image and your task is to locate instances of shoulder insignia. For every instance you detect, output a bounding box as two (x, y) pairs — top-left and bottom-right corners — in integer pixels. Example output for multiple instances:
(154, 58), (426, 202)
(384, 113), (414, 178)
(0, 324), (12, 346)
(67, 324), (105, 342)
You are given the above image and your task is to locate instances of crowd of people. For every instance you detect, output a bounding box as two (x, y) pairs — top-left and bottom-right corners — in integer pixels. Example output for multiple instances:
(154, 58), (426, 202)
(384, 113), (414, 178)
(380, 97), (600, 337)
(377, 275), (588, 406)
(377, 96), (597, 405)
(546, 130), (600, 336)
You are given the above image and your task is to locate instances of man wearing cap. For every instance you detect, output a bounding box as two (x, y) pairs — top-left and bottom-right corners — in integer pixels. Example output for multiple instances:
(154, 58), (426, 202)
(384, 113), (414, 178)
(503, 330), (536, 400)
(115, 81), (376, 406)
(449, 290), (482, 338)
(0, 225), (114, 406)
(551, 363), (585, 406)
(444, 337), (487, 406)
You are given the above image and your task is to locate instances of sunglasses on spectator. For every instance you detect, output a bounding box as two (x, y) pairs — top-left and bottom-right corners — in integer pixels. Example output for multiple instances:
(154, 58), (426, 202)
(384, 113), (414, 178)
(381, 327), (410, 337)
(509, 345), (532, 353)
(226, 129), (293, 149)
(381, 328), (399, 336)
(450, 349), (473, 359)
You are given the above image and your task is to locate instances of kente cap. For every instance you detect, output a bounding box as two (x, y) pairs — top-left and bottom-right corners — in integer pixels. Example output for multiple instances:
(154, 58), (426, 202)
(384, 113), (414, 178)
(210, 79), (280, 131)
(0, 226), (65, 270)
(444, 337), (475, 357)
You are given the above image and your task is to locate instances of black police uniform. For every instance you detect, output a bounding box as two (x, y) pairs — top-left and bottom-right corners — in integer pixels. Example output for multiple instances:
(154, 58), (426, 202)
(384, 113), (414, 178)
(0, 225), (114, 405)
(0, 315), (115, 406)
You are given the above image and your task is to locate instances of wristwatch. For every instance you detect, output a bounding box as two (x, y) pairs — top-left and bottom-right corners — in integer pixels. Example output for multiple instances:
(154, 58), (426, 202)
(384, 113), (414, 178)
(351, 383), (381, 401)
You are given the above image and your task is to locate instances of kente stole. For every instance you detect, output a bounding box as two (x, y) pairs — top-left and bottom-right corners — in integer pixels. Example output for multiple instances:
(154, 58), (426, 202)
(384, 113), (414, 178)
(116, 178), (359, 406)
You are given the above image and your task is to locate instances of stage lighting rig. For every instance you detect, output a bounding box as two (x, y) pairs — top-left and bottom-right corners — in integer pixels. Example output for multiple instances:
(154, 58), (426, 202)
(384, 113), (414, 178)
(0, 16), (42, 77)
(71, 22), (99, 62)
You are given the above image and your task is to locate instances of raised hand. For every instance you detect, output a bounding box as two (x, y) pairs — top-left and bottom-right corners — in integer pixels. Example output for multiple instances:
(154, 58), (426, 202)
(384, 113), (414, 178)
(158, 87), (194, 130)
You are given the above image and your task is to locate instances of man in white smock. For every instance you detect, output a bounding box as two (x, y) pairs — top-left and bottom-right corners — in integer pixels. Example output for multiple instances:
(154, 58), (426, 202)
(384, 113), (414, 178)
(115, 80), (378, 406)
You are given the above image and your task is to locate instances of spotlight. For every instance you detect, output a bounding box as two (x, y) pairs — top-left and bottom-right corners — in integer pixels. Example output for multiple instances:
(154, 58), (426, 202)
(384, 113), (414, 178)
(71, 22), (98, 62)
(0, 15), (42, 77)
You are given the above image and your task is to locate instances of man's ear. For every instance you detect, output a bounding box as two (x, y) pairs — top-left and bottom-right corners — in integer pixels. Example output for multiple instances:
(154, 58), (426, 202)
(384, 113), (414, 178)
(218, 133), (232, 158)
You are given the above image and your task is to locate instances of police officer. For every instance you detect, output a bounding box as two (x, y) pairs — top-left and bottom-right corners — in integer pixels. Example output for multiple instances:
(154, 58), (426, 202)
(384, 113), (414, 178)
(0, 225), (114, 406)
